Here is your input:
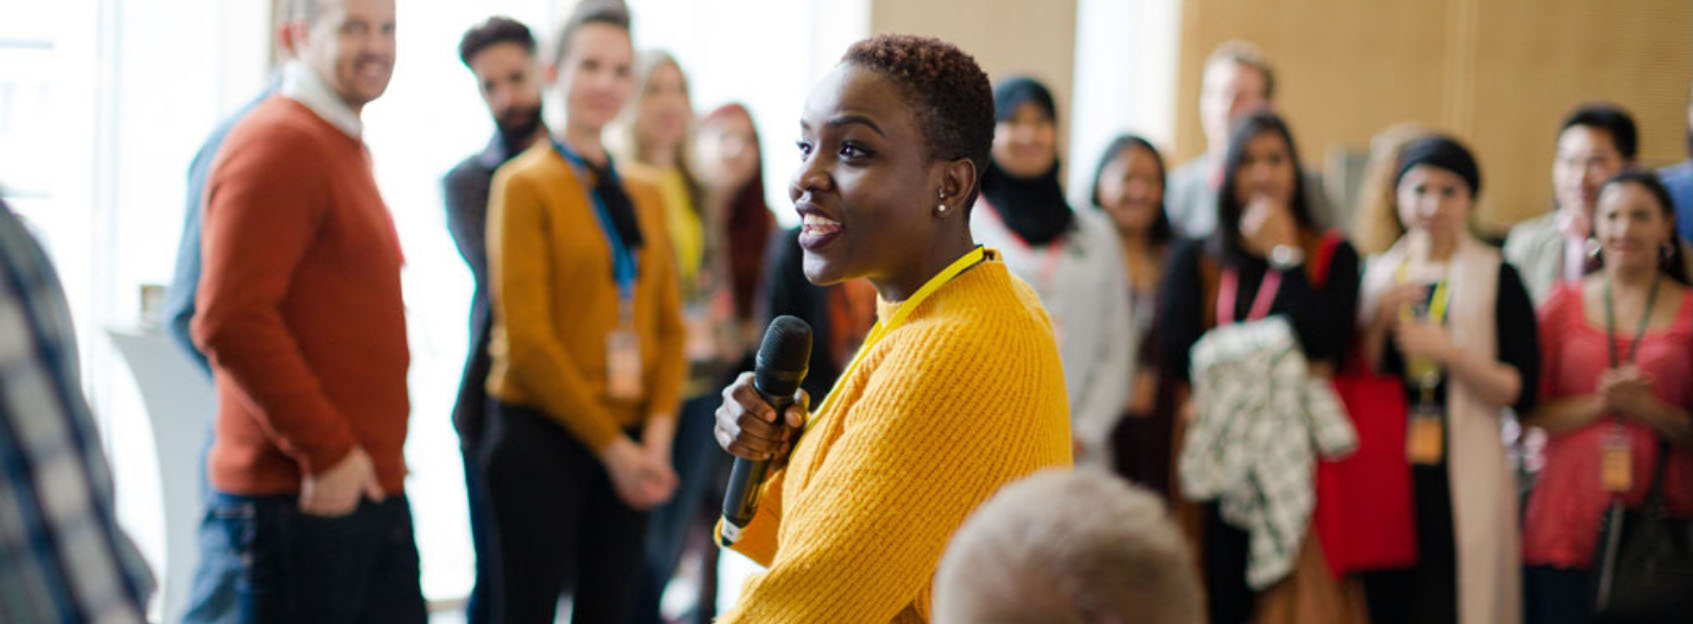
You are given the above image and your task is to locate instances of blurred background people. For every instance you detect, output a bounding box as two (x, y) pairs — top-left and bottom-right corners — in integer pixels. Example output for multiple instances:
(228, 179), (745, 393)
(480, 2), (685, 621)
(187, 0), (425, 619)
(1154, 110), (1360, 623)
(1662, 80), (1693, 240)
(1350, 122), (1431, 257)
(442, 15), (549, 624)
(970, 76), (1131, 466)
(1355, 135), (1538, 624)
(1506, 105), (1639, 306)
(1523, 171), (1693, 624)
(1086, 134), (1183, 484)
(1165, 40), (1338, 239)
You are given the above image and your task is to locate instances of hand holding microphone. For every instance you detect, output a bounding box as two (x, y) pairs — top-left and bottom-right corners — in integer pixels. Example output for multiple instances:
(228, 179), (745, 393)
(717, 316), (812, 545)
(714, 374), (809, 461)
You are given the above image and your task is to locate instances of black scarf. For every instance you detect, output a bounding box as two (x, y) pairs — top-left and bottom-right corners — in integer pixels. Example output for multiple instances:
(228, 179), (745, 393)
(583, 157), (644, 251)
(981, 160), (1073, 247)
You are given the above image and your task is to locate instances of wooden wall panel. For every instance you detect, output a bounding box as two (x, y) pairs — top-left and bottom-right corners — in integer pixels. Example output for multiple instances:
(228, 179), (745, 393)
(871, 0), (1079, 171)
(1174, 0), (1692, 232)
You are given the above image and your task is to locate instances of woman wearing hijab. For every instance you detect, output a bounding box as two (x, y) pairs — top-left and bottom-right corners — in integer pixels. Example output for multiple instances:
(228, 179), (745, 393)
(970, 76), (1132, 465)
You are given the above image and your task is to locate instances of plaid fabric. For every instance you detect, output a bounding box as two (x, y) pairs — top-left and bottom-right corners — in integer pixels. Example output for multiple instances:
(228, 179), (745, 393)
(1180, 316), (1356, 589)
(0, 205), (154, 623)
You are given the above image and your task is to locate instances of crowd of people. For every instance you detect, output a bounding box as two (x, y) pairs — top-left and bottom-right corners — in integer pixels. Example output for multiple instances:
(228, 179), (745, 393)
(4, 0), (1692, 622)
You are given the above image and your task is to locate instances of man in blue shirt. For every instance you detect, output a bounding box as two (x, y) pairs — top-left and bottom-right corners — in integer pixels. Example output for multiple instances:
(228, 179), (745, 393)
(1662, 79), (1693, 243)
(163, 76), (275, 624)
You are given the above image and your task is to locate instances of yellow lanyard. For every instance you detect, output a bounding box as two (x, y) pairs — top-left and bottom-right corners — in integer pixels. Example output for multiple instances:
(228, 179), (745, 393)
(1394, 262), (1450, 325)
(1396, 262), (1451, 396)
(809, 246), (989, 424)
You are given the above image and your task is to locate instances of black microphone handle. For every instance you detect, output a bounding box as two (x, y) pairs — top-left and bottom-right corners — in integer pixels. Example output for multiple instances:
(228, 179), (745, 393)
(720, 385), (796, 546)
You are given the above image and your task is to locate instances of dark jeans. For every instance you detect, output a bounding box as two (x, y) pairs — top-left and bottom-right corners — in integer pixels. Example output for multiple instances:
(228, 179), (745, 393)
(631, 393), (729, 624)
(200, 492), (425, 623)
(1524, 565), (1594, 624)
(462, 443), (499, 624)
(482, 401), (649, 624)
(455, 317), (497, 623)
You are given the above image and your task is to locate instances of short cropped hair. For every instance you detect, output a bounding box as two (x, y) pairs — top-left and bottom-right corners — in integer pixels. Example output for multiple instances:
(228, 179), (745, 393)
(459, 16), (537, 67)
(1205, 39), (1275, 100)
(1560, 103), (1638, 161)
(552, 0), (631, 67)
(841, 34), (995, 189)
(933, 470), (1203, 624)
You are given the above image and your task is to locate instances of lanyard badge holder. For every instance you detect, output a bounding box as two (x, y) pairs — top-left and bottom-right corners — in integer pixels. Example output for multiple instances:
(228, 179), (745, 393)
(1398, 265), (1450, 465)
(554, 139), (644, 401)
(1599, 273), (1661, 493)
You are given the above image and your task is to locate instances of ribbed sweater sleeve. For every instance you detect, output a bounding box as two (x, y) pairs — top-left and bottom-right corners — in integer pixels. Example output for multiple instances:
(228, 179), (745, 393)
(486, 166), (621, 451)
(193, 123), (354, 475)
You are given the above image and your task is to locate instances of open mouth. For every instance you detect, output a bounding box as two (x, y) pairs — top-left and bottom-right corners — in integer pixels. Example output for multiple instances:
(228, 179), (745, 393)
(798, 211), (843, 250)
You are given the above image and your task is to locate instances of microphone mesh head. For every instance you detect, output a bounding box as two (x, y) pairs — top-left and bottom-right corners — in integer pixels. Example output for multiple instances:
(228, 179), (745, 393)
(755, 315), (812, 397)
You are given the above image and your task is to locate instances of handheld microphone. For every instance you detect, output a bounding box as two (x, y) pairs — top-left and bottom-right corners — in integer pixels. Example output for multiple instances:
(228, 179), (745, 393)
(721, 315), (811, 546)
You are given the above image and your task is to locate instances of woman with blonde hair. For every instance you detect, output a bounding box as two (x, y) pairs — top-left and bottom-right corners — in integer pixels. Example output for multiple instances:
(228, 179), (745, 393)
(1351, 122), (1429, 256)
(611, 51), (772, 624)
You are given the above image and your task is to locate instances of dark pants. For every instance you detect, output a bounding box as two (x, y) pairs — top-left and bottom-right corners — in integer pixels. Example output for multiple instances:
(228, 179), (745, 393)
(462, 443), (499, 624)
(456, 314), (497, 623)
(631, 393), (728, 624)
(1524, 565), (1593, 624)
(1201, 502), (1255, 624)
(202, 492), (425, 623)
(482, 401), (649, 624)
(1361, 463), (1459, 624)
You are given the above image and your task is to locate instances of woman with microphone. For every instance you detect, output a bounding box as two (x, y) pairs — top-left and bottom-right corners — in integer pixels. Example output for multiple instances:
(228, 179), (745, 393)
(712, 34), (1073, 622)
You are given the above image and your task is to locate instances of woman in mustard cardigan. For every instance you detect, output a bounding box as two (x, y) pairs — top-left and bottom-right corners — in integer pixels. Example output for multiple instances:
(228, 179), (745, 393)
(481, 2), (685, 622)
(711, 35), (1074, 623)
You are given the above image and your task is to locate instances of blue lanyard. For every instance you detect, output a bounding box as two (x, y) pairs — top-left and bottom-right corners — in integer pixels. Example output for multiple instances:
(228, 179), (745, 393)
(550, 139), (638, 306)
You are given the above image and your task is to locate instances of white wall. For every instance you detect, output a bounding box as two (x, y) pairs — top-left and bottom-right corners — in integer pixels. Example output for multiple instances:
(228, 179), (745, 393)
(1065, 0), (1180, 206)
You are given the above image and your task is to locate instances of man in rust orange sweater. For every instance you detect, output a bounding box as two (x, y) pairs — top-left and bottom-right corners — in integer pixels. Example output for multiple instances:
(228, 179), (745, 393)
(185, 0), (423, 620)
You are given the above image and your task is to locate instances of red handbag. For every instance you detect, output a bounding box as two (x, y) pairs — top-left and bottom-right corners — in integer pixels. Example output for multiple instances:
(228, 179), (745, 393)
(1305, 234), (1418, 577)
(1316, 365), (1417, 576)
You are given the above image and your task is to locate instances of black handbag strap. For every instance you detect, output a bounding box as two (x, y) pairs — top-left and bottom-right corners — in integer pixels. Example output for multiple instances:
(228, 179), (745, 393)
(1643, 439), (1675, 514)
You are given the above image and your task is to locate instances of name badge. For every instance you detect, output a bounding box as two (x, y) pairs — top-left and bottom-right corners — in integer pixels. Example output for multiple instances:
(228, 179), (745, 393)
(1406, 406), (1444, 465)
(1601, 427), (1632, 493)
(606, 327), (642, 400)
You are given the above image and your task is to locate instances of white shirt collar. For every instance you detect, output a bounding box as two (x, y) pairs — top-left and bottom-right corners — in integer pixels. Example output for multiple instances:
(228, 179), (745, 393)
(281, 60), (363, 139)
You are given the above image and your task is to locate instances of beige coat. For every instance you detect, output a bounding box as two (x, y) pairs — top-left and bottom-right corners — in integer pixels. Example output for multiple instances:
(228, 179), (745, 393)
(1360, 234), (1521, 624)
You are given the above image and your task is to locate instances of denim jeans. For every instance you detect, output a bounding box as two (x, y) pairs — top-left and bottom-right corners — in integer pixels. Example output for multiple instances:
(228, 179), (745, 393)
(190, 492), (426, 623)
(182, 422), (239, 624)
